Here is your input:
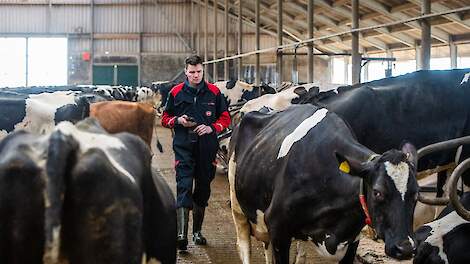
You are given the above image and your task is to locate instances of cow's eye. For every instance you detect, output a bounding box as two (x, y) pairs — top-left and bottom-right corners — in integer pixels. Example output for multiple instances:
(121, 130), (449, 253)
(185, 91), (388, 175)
(373, 190), (384, 201)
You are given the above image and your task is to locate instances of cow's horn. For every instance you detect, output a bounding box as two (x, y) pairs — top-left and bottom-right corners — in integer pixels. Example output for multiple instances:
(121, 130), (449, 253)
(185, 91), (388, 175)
(449, 157), (470, 221)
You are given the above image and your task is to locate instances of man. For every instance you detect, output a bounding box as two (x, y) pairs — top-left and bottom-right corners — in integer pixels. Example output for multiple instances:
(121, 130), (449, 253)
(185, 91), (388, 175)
(161, 55), (231, 251)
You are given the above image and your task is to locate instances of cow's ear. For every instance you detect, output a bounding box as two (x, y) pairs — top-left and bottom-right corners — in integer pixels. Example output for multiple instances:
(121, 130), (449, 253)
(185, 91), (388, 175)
(43, 130), (79, 262)
(336, 152), (374, 177)
(400, 141), (417, 167)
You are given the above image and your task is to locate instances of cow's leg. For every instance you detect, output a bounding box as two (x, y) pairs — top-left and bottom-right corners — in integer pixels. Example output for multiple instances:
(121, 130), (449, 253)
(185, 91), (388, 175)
(263, 242), (273, 264)
(270, 234), (291, 264)
(339, 240), (359, 264)
(293, 241), (307, 264)
(228, 152), (251, 264)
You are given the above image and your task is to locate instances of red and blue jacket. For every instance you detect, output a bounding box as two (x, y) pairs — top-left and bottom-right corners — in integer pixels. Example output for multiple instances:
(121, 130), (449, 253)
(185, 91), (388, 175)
(161, 80), (231, 136)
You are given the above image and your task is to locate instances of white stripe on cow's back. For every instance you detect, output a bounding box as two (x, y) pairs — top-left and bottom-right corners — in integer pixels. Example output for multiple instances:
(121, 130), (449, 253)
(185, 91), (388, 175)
(55, 121), (136, 184)
(461, 72), (470, 84)
(15, 91), (77, 134)
(424, 211), (469, 264)
(277, 108), (328, 159)
(384, 161), (410, 201)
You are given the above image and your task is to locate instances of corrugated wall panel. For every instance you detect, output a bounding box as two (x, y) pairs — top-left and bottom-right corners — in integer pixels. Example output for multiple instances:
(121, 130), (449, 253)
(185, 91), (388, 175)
(94, 0), (139, 4)
(52, 0), (90, 4)
(69, 38), (91, 52)
(144, 3), (189, 33)
(51, 6), (90, 33)
(94, 39), (138, 53)
(0, 6), (47, 33)
(143, 36), (190, 53)
(94, 6), (139, 33)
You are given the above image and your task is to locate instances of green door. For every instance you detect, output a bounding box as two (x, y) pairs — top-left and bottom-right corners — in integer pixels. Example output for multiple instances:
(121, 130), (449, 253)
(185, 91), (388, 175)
(117, 65), (138, 86)
(93, 65), (114, 85)
(93, 65), (138, 86)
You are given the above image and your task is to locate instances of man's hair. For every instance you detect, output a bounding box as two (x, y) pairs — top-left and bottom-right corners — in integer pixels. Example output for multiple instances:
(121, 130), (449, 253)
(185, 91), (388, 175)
(185, 55), (203, 68)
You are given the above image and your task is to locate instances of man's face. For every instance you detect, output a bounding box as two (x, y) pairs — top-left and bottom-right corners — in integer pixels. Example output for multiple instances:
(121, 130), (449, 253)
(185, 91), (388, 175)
(185, 64), (204, 86)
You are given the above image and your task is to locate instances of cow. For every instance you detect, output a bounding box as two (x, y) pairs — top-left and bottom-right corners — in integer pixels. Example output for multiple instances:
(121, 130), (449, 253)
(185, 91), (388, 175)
(414, 192), (470, 264)
(89, 85), (137, 101)
(2, 85), (87, 94)
(90, 101), (163, 153)
(0, 118), (176, 264)
(238, 82), (327, 118)
(151, 81), (179, 114)
(229, 104), (419, 263)
(214, 80), (276, 107)
(237, 69), (470, 223)
(0, 91), (90, 140)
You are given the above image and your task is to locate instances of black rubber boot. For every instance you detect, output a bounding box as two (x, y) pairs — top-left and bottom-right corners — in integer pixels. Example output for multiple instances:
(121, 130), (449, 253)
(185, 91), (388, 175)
(177, 207), (189, 251)
(192, 204), (207, 245)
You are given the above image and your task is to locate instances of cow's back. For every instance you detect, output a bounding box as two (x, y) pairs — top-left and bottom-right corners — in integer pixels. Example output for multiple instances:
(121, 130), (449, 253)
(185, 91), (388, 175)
(90, 101), (156, 146)
(317, 69), (470, 169)
(0, 132), (46, 263)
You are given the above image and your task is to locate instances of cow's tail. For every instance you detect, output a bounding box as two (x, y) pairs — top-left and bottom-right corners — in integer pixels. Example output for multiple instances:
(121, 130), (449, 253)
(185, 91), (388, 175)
(152, 111), (164, 153)
(43, 128), (79, 263)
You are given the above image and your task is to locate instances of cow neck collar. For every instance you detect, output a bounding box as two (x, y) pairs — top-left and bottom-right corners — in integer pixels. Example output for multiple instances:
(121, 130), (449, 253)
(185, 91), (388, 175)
(359, 177), (372, 226)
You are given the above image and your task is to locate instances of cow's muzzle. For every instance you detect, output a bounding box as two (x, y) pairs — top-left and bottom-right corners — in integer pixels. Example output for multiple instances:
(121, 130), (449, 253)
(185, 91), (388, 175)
(386, 239), (415, 260)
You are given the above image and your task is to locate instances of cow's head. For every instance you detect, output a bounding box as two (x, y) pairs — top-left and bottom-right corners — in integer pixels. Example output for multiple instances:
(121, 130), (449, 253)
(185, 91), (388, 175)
(343, 143), (419, 260)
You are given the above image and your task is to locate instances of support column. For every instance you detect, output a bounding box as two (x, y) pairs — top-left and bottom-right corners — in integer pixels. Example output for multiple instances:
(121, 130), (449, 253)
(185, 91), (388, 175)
(204, 0), (209, 79)
(420, 0), (431, 70)
(191, 0), (194, 49)
(224, 0), (229, 80)
(138, 0), (143, 86)
(386, 49), (393, 78)
(238, 0), (243, 80)
(351, 0), (361, 84)
(415, 43), (422, 70)
(197, 3), (200, 55)
(363, 53), (369, 82)
(307, 0), (314, 83)
(213, 0), (218, 81)
(255, 0), (260, 85)
(276, 0), (283, 85)
(344, 56), (349, 84)
(450, 41), (458, 69)
(90, 0), (95, 84)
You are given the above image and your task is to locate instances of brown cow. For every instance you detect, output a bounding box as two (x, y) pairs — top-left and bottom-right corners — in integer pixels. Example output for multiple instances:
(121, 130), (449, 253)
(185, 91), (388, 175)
(90, 101), (162, 152)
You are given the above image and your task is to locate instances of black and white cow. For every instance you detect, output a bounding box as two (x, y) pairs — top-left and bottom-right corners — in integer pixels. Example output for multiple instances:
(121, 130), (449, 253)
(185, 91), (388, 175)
(239, 69), (470, 213)
(229, 104), (419, 263)
(414, 192), (470, 264)
(215, 80), (276, 106)
(0, 118), (176, 264)
(152, 81), (178, 111)
(239, 82), (332, 116)
(0, 91), (91, 139)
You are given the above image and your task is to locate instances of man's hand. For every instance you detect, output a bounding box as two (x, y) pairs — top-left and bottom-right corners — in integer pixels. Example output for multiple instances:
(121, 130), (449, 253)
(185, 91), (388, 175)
(177, 115), (197, 127)
(193, 124), (213, 136)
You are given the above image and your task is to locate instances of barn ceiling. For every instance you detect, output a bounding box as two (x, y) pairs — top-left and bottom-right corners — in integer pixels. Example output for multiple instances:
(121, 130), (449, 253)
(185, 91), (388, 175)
(219, 0), (470, 54)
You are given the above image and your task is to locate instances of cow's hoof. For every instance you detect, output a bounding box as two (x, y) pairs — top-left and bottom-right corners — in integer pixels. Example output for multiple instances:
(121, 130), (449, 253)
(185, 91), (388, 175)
(193, 232), (207, 245)
(177, 237), (188, 251)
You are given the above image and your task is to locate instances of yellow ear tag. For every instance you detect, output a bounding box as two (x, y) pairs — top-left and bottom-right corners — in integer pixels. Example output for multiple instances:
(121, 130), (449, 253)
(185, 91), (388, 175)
(339, 161), (350, 174)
